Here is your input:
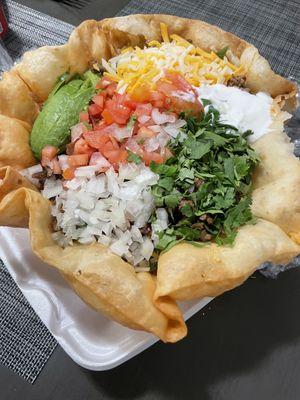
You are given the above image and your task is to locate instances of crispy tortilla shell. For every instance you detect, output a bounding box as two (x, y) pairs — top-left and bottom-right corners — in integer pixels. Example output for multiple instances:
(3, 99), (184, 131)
(0, 15), (299, 341)
(154, 220), (300, 302)
(251, 130), (300, 239)
(0, 71), (39, 125)
(0, 115), (36, 170)
(0, 170), (186, 342)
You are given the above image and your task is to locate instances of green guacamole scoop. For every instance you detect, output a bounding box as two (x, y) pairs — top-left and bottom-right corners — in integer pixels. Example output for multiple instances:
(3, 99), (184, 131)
(30, 71), (99, 160)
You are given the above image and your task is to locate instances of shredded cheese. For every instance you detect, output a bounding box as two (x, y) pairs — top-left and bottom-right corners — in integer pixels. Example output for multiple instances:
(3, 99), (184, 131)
(102, 24), (246, 95)
(160, 22), (170, 43)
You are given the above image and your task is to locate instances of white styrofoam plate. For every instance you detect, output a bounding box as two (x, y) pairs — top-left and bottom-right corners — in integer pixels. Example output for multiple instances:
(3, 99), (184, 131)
(0, 226), (212, 370)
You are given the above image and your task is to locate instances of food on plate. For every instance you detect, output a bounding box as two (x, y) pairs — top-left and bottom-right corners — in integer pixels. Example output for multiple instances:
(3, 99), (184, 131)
(30, 71), (100, 159)
(0, 15), (299, 342)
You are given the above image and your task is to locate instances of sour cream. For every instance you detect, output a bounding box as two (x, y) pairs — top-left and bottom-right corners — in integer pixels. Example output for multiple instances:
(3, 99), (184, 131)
(196, 84), (273, 143)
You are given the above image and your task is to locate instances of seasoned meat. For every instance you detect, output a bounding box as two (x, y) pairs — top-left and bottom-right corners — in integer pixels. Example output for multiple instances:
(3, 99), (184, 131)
(227, 75), (246, 88)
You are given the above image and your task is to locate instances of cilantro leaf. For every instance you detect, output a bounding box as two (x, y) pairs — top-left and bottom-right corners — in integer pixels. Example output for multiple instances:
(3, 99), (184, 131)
(224, 157), (235, 184)
(223, 196), (255, 234)
(234, 156), (250, 180)
(164, 192), (181, 208)
(185, 139), (212, 159)
(201, 98), (212, 107)
(178, 167), (194, 181)
(150, 162), (177, 176)
(127, 115), (137, 129)
(157, 177), (174, 191)
(156, 232), (177, 251)
(127, 150), (142, 164)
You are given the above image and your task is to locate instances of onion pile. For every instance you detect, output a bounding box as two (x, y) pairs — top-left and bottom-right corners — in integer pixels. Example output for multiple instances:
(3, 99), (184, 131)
(42, 163), (168, 268)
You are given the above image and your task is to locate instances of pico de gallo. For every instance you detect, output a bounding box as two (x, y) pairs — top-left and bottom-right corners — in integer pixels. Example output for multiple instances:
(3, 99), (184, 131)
(40, 70), (203, 180)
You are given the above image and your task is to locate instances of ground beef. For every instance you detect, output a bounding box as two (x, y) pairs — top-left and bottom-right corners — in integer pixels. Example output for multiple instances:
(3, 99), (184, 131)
(32, 167), (56, 190)
(178, 199), (194, 210)
(227, 75), (247, 88)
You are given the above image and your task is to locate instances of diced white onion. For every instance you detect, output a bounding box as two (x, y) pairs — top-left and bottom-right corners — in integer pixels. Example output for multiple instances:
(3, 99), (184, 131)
(151, 108), (176, 125)
(27, 164), (43, 175)
(58, 155), (69, 171)
(75, 166), (98, 178)
(138, 115), (151, 124)
(71, 123), (85, 142)
(45, 162), (159, 266)
(144, 137), (160, 152)
(125, 138), (142, 154)
(89, 152), (111, 170)
(42, 178), (63, 199)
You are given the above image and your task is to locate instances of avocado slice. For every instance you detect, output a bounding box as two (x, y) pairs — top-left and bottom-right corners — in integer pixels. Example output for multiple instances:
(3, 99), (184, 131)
(30, 71), (99, 160)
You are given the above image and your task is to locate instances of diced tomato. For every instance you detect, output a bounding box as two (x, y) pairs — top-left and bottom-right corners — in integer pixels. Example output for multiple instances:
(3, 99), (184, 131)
(102, 141), (115, 154)
(88, 103), (103, 118)
(79, 111), (89, 122)
(68, 154), (89, 168)
(102, 109), (114, 124)
(93, 120), (107, 131)
(149, 91), (165, 102)
(152, 99), (165, 109)
(108, 135), (120, 150)
(51, 157), (62, 175)
(164, 71), (194, 92)
(156, 77), (203, 117)
(115, 94), (132, 117)
(92, 94), (105, 109)
(73, 138), (94, 156)
(142, 151), (164, 166)
(42, 145), (58, 160)
(134, 103), (152, 117)
(101, 135), (121, 155)
(104, 148), (128, 164)
(105, 82), (118, 97)
(156, 80), (178, 96)
(41, 146), (58, 166)
(130, 84), (152, 102)
(104, 95), (131, 124)
(123, 96), (138, 110)
(169, 95), (203, 118)
(84, 131), (110, 150)
(149, 91), (167, 108)
(63, 167), (75, 180)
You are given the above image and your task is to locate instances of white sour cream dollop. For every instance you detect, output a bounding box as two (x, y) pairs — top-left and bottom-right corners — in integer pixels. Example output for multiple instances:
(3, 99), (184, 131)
(196, 84), (273, 143)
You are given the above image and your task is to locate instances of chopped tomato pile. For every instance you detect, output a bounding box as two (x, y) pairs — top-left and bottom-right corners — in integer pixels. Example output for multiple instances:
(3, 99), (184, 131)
(41, 71), (203, 179)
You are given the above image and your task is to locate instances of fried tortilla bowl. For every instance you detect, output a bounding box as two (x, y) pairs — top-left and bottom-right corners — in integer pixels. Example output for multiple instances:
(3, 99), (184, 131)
(0, 14), (299, 343)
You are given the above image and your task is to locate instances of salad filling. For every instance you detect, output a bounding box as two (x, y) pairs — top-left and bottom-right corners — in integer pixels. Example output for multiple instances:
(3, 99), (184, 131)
(22, 25), (278, 270)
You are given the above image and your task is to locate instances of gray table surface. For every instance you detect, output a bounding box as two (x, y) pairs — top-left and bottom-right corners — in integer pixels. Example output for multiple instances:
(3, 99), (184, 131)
(2, 1), (300, 399)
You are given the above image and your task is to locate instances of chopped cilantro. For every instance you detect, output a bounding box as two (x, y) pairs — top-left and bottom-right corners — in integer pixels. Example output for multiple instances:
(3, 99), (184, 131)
(150, 104), (260, 252)
(127, 150), (142, 164)
(127, 115), (137, 129)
